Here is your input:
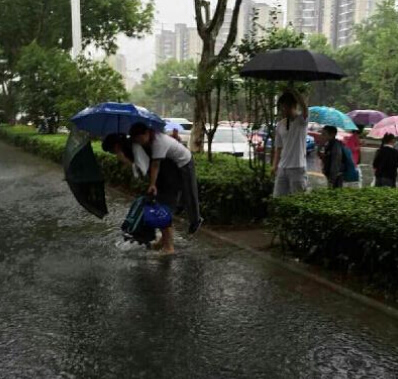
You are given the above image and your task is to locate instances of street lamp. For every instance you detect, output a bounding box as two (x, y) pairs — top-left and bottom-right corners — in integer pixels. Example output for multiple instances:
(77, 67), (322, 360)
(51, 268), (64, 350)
(71, 0), (82, 59)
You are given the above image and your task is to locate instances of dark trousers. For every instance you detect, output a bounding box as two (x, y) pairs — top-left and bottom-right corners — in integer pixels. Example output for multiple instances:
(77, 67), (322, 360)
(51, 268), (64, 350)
(375, 177), (396, 188)
(328, 175), (344, 189)
(180, 159), (201, 225)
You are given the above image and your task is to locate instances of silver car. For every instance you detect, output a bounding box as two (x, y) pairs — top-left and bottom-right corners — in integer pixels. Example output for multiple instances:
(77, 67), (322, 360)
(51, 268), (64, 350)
(204, 126), (250, 159)
(163, 117), (193, 147)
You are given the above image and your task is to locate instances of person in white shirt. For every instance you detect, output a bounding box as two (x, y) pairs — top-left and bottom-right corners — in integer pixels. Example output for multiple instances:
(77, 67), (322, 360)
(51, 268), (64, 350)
(272, 89), (309, 197)
(130, 123), (203, 254)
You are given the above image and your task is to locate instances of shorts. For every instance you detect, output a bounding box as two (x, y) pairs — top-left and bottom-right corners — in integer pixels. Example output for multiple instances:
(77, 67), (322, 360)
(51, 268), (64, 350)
(273, 167), (308, 198)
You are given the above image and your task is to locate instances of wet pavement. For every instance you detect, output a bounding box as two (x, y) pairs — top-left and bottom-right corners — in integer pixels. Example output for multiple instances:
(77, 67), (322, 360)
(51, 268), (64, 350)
(1, 140), (398, 379)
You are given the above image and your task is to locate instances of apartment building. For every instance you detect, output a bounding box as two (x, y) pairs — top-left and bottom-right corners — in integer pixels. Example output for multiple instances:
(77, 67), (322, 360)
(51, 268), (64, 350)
(287, 0), (384, 48)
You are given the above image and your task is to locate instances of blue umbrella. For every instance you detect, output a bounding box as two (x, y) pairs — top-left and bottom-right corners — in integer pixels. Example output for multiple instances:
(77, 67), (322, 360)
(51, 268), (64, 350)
(164, 122), (184, 132)
(309, 106), (358, 131)
(71, 102), (165, 137)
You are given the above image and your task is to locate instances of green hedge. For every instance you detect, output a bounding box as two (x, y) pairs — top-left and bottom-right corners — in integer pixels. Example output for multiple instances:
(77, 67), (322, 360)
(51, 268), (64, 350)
(0, 125), (273, 224)
(270, 189), (398, 294)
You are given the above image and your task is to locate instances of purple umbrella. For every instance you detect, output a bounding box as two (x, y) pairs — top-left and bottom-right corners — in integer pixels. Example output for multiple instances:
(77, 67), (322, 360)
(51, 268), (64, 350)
(347, 110), (387, 126)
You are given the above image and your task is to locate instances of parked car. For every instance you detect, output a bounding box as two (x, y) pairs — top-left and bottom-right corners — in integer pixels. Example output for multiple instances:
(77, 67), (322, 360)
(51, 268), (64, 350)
(163, 117), (193, 147)
(251, 130), (315, 154)
(204, 126), (250, 159)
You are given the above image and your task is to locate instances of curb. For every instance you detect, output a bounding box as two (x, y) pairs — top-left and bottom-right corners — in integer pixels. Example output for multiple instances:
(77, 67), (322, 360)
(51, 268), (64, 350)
(201, 227), (398, 320)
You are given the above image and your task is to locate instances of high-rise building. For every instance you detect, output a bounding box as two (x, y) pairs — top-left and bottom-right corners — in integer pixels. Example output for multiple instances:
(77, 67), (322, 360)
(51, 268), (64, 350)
(156, 25), (202, 64)
(216, 8), (234, 53)
(175, 23), (189, 62)
(287, 0), (384, 48)
(324, 0), (383, 48)
(287, 0), (325, 34)
(255, 2), (284, 39)
(156, 1), (285, 62)
(155, 30), (176, 64)
(107, 54), (129, 89)
(186, 27), (203, 62)
(216, 1), (284, 52)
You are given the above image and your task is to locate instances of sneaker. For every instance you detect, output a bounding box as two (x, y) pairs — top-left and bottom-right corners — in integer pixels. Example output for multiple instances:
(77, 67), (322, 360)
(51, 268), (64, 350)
(188, 217), (204, 235)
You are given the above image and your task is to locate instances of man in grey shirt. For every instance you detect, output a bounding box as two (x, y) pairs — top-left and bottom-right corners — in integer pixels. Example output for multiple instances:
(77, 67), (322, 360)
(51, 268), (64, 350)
(272, 90), (309, 197)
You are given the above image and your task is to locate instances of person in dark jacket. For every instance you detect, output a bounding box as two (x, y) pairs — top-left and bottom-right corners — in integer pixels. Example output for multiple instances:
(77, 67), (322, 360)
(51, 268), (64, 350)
(373, 133), (398, 188)
(320, 125), (345, 188)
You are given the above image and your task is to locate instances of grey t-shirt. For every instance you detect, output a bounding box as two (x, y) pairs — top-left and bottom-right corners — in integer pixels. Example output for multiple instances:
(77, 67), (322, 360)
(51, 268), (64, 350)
(275, 115), (308, 169)
(152, 133), (192, 168)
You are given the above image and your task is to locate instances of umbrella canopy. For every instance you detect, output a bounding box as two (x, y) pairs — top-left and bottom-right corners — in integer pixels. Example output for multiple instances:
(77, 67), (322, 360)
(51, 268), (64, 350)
(309, 106), (358, 131)
(64, 128), (108, 219)
(240, 49), (345, 81)
(165, 122), (184, 132)
(347, 110), (387, 126)
(71, 102), (165, 137)
(368, 116), (398, 139)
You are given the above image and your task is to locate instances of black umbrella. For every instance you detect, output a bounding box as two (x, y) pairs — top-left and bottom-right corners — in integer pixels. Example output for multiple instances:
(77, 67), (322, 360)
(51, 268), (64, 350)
(240, 48), (345, 81)
(64, 128), (108, 219)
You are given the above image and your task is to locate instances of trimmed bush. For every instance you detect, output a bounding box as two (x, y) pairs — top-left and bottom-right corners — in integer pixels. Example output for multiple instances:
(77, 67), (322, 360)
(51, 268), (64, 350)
(0, 125), (273, 224)
(270, 188), (398, 294)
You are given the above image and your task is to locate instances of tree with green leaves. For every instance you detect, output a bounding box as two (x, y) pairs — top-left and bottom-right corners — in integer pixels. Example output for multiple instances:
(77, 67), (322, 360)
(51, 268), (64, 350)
(310, 0), (398, 114)
(130, 59), (197, 118)
(357, 0), (398, 113)
(0, 0), (154, 121)
(17, 42), (127, 132)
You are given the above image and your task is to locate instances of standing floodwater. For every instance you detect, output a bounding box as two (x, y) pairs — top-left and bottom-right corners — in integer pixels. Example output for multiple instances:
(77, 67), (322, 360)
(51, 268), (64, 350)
(0, 140), (398, 379)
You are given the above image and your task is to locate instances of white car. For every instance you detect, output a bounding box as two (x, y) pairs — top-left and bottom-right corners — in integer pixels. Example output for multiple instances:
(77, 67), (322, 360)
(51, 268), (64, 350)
(204, 126), (250, 159)
(163, 117), (193, 146)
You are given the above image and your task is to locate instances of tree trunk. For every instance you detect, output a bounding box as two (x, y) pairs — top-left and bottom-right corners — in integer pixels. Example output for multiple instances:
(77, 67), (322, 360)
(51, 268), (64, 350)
(191, 0), (243, 156)
(207, 133), (213, 162)
(191, 91), (207, 152)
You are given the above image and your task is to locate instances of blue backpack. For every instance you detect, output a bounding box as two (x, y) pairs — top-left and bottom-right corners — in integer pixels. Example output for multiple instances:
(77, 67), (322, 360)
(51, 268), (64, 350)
(143, 202), (172, 229)
(342, 145), (359, 182)
(121, 197), (156, 245)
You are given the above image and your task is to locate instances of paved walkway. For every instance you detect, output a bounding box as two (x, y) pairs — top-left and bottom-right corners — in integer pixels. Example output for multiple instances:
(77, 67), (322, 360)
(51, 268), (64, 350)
(1, 141), (398, 379)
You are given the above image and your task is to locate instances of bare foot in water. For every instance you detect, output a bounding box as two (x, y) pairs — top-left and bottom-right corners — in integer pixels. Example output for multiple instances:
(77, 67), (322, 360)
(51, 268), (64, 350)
(151, 239), (163, 251)
(159, 247), (175, 255)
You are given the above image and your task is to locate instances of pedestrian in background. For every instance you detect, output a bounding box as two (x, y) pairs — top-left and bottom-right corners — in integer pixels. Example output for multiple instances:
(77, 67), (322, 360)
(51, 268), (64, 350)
(344, 130), (362, 188)
(373, 133), (398, 188)
(272, 89), (309, 197)
(321, 126), (344, 188)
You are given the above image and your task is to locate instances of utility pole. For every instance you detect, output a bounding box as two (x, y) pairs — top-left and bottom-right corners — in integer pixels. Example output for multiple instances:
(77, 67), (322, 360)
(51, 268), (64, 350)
(71, 0), (82, 59)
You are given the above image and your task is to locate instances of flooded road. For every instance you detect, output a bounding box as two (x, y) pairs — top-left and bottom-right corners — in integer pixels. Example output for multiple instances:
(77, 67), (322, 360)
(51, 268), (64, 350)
(1, 140), (398, 379)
